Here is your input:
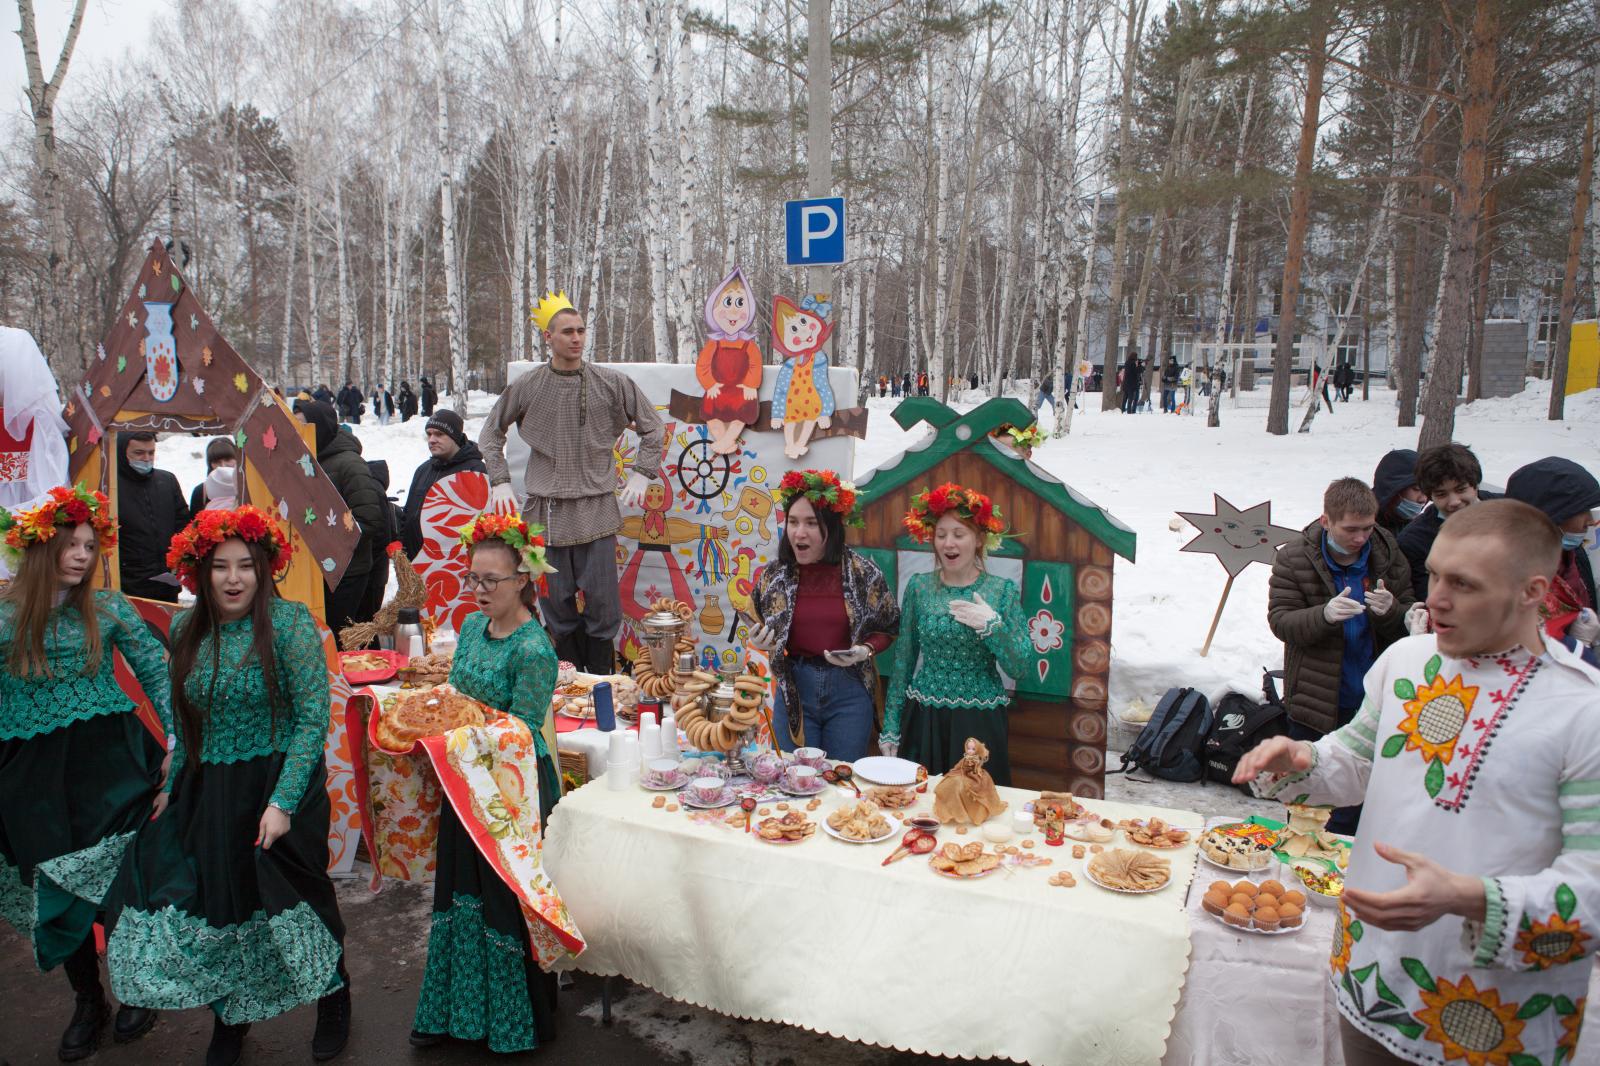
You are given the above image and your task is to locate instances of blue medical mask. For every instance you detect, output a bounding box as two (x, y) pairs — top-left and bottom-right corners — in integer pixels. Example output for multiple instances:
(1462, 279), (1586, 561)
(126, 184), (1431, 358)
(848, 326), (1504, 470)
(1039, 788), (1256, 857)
(1396, 499), (1424, 520)
(129, 460), (154, 475)
(1325, 532), (1357, 557)
(1562, 532), (1589, 551)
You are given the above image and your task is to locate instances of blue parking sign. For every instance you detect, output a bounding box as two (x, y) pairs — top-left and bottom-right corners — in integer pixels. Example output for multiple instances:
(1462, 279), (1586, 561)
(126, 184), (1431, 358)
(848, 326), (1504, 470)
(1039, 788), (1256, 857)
(784, 197), (846, 266)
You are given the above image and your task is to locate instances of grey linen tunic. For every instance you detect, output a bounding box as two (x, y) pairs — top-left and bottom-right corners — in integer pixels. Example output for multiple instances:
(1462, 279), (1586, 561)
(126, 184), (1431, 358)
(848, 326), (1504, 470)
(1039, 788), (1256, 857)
(479, 363), (666, 547)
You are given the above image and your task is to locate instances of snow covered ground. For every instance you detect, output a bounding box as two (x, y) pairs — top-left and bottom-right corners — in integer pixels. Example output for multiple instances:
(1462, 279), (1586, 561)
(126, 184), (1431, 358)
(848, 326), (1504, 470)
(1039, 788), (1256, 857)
(155, 378), (1600, 722)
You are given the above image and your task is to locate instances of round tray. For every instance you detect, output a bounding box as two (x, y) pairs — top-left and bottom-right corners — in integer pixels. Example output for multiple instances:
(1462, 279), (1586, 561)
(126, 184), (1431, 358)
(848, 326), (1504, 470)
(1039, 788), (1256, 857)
(928, 854), (1002, 880)
(639, 776), (689, 793)
(853, 756), (920, 787)
(1202, 906), (1305, 936)
(820, 812), (902, 845)
(1083, 863), (1170, 895)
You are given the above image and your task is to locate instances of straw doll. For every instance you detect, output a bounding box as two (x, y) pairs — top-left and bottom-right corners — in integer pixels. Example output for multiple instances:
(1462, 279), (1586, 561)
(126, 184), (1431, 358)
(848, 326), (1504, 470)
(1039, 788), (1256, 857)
(695, 267), (763, 455)
(769, 296), (836, 460)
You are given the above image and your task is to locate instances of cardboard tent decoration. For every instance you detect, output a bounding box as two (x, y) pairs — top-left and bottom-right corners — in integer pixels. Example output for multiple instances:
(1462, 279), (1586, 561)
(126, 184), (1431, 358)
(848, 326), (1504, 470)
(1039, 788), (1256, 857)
(851, 396), (1138, 798)
(63, 240), (361, 611)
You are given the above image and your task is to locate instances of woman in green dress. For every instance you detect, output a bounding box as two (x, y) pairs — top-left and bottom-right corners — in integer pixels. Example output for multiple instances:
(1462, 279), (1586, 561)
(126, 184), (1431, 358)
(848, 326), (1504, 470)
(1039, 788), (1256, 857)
(410, 512), (562, 1054)
(105, 506), (350, 1066)
(0, 485), (169, 1060)
(879, 483), (1031, 785)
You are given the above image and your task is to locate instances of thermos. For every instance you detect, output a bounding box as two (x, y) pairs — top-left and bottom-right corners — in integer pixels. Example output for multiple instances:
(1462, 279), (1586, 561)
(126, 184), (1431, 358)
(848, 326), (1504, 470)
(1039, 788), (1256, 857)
(592, 681), (616, 732)
(394, 607), (426, 657)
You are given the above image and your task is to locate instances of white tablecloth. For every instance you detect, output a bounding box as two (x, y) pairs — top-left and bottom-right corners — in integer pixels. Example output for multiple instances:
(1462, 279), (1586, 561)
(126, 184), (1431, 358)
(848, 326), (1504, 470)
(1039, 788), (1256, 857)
(545, 780), (1202, 1066)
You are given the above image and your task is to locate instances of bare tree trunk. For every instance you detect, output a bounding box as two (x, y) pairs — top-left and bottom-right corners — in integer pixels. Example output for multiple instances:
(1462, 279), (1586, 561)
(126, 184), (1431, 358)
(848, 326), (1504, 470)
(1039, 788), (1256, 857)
(1418, 0), (1498, 451)
(305, 194), (323, 386)
(585, 121), (616, 355)
(1266, 5), (1329, 436)
(16, 0), (88, 372)
(863, 236), (879, 379)
(545, 0), (562, 294)
(671, 0), (698, 362)
(642, 0), (673, 362)
(1550, 102), (1596, 419)
(1466, 177), (1497, 402)
(382, 194), (397, 386)
(1100, 0), (1147, 410)
(427, 0), (468, 398)
(1208, 74), (1256, 429)
(928, 43), (956, 403)
(511, 182), (528, 363)
(281, 191), (299, 388)
(1398, 35), (1445, 425)
(1061, 186), (1103, 437)
(1048, 0), (1092, 434)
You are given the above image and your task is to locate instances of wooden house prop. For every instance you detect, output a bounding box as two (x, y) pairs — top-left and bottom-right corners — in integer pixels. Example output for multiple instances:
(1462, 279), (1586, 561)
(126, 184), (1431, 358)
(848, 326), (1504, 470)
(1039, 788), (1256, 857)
(62, 240), (360, 613)
(852, 397), (1137, 796)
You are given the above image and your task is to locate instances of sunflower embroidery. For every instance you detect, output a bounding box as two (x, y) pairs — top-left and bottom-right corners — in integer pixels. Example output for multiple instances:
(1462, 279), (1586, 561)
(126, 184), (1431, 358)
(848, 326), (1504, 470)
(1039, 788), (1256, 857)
(1516, 884), (1590, 969)
(1381, 655), (1479, 799)
(1557, 997), (1585, 1065)
(1410, 971), (1527, 1066)
(1331, 902), (1360, 975)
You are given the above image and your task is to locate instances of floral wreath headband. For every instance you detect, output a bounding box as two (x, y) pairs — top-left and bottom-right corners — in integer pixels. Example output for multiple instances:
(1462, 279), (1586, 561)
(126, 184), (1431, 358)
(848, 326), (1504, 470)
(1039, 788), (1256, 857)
(778, 469), (864, 529)
(0, 484), (119, 567)
(458, 513), (558, 595)
(166, 505), (294, 594)
(902, 482), (1007, 552)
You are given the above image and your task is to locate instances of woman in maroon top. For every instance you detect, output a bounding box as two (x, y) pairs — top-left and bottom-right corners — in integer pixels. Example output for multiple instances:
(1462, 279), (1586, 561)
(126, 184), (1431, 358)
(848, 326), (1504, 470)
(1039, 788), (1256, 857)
(748, 470), (900, 760)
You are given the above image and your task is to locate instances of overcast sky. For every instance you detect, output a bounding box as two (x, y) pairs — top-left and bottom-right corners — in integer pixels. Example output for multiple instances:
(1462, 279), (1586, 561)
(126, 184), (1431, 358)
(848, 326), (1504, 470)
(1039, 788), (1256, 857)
(4, 0), (160, 108)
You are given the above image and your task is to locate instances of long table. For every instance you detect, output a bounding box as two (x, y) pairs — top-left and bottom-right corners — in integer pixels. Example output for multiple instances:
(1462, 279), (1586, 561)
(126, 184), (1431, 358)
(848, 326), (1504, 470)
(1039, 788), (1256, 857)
(544, 779), (1201, 1066)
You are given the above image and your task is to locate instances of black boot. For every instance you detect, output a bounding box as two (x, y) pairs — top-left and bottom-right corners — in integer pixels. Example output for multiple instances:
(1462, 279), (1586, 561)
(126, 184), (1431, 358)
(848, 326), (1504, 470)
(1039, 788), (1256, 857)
(584, 633), (616, 676)
(205, 1016), (249, 1066)
(311, 982), (351, 1061)
(408, 1030), (442, 1048)
(113, 1003), (158, 1043)
(58, 993), (107, 1062)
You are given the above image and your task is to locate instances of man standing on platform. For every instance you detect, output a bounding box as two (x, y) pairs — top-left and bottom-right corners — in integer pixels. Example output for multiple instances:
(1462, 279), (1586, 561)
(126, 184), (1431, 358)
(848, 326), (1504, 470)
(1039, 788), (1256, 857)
(480, 293), (665, 675)
(1236, 499), (1600, 1066)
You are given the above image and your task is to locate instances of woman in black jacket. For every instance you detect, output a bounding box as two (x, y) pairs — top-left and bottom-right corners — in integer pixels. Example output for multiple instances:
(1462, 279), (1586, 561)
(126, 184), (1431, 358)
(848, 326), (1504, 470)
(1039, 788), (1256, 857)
(296, 401), (387, 633)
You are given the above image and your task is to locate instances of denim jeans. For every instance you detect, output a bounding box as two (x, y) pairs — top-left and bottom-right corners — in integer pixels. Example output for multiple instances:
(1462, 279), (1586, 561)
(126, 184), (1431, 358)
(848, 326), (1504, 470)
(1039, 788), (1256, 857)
(771, 659), (877, 763)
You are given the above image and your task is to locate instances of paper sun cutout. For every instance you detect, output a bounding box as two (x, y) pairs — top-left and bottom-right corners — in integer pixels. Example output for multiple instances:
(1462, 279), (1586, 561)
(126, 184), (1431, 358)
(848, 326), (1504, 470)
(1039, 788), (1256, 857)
(1177, 495), (1300, 578)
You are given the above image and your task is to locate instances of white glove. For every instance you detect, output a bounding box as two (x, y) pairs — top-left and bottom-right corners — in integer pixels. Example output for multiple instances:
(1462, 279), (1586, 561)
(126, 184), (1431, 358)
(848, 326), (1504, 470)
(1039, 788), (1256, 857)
(1404, 602), (1432, 636)
(745, 622), (779, 653)
(619, 472), (651, 509)
(948, 592), (999, 633)
(1323, 587), (1365, 624)
(823, 644), (873, 667)
(1364, 579), (1395, 617)
(1573, 608), (1600, 646)
(877, 733), (900, 759)
(490, 482), (519, 515)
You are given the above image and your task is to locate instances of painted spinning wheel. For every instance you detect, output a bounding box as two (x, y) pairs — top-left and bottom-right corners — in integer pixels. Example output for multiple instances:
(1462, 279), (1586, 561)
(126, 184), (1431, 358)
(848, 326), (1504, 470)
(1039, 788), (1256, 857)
(675, 438), (731, 501)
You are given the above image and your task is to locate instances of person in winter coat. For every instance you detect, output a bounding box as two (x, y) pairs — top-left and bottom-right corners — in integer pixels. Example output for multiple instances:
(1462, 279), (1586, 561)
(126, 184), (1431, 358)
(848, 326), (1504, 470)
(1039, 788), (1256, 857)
(397, 381), (418, 422)
(187, 437), (238, 515)
(1398, 443), (1492, 600)
(1371, 448), (1424, 536)
(296, 400), (388, 633)
(336, 381), (364, 424)
(1160, 358), (1180, 413)
(1267, 477), (1414, 833)
(115, 433), (190, 602)
(371, 384), (395, 426)
(360, 454), (399, 630)
(1119, 349), (1140, 413)
(312, 383), (335, 406)
(399, 410), (487, 559)
(1504, 456), (1599, 652)
(420, 375), (437, 417)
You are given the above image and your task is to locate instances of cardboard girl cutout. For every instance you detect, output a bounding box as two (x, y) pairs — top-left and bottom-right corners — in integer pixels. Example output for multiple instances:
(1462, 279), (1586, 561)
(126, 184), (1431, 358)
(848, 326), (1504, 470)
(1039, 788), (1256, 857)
(770, 295), (836, 459)
(695, 267), (763, 455)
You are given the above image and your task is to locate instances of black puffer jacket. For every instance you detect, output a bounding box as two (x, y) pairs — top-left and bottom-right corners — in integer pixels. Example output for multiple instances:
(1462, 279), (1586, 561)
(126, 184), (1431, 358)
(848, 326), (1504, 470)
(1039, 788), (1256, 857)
(399, 442), (487, 558)
(1505, 456), (1600, 609)
(115, 436), (191, 597)
(1372, 449), (1418, 524)
(301, 400), (386, 581)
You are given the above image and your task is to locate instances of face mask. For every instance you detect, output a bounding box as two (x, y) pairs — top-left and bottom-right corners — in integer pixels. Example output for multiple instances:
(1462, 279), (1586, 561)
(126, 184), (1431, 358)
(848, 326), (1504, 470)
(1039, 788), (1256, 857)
(129, 460), (154, 475)
(1396, 499), (1424, 520)
(1562, 532), (1589, 551)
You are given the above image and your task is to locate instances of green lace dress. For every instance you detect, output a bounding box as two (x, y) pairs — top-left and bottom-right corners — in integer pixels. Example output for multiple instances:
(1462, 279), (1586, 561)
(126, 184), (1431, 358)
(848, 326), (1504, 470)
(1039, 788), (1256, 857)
(0, 590), (171, 970)
(412, 611), (560, 1053)
(884, 571), (1032, 785)
(105, 597), (346, 1024)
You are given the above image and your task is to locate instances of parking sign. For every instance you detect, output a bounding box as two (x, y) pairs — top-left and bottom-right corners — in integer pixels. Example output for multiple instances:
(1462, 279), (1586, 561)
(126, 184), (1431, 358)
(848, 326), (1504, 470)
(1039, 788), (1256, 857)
(784, 197), (846, 266)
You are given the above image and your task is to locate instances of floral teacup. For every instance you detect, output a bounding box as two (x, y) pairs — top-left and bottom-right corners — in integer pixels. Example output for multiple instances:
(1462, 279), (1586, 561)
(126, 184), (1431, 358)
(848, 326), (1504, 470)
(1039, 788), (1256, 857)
(783, 765), (820, 793)
(642, 759), (684, 789)
(794, 746), (828, 769)
(688, 777), (728, 806)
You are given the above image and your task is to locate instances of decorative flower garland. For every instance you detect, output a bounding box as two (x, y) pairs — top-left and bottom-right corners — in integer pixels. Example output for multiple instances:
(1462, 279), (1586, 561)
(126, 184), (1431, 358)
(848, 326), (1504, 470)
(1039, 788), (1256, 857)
(166, 505), (293, 593)
(902, 482), (1006, 552)
(458, 513), (556, 595)
(777, 468), (864, 529)
(0, 484), (118, 566)
(993, 422), (1047, 450)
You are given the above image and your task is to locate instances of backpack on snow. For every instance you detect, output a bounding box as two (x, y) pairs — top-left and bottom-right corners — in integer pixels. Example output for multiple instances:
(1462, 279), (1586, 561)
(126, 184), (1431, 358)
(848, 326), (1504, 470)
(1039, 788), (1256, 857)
(1115, 687), (1212, 783)
(1203, 672), (1290, 792)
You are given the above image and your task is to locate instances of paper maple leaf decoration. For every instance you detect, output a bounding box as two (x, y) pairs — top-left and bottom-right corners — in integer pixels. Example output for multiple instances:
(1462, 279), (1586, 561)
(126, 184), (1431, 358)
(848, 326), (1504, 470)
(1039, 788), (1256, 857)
(232, 373), (248, 393)
(262, 426), (278, 451)
(1176, 495), (1302, 578)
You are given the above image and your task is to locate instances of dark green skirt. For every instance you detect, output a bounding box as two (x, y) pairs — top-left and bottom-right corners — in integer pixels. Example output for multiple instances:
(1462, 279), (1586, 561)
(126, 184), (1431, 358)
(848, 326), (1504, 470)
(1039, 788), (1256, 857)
(0, 709), (164, 970)
(900, 699), (1013, 787)
(105, 753), (345, 1024)
(412, 751), (561, 1053)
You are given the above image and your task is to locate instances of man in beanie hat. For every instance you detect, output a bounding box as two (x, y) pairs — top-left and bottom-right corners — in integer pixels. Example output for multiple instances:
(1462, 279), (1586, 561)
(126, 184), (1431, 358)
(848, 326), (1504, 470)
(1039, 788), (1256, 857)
(399, 408), (487, 558)
(1504, 455), (1600, 651)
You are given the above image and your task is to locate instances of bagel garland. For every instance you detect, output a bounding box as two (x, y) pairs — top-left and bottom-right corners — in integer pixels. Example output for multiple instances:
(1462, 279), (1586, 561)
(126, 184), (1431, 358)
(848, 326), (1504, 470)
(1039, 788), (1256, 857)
(631, 597), (699, 699)
(675, 671), (768, 752)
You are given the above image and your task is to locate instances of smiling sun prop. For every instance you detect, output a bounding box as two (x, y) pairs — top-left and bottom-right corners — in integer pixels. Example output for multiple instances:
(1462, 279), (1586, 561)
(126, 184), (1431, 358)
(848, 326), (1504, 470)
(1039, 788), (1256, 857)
(1176, 495), (1301, 655)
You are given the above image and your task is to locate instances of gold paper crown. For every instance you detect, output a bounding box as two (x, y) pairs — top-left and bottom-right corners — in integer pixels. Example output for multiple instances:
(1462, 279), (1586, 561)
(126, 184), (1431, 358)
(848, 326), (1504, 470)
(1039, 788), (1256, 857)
(531, 291), (577, 333)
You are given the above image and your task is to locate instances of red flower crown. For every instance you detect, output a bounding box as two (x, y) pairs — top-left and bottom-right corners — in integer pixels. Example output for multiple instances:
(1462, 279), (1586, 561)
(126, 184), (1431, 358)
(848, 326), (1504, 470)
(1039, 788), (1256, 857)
(0, 484), (118, 566)
(165, 505), (294, 593)
(458, 513), (556, 596)
(777, 468), (864, 529)
(902, 482), (1006, 551)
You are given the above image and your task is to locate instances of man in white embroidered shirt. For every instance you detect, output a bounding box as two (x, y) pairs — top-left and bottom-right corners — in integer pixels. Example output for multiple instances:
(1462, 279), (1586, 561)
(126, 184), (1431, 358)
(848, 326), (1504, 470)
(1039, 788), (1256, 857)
(1235, 499), (1600, 1066)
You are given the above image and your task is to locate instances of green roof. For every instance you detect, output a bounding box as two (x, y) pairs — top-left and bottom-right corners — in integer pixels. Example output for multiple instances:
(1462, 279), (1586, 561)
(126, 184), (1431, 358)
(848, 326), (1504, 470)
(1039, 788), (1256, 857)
(855, 397), (1137, 562)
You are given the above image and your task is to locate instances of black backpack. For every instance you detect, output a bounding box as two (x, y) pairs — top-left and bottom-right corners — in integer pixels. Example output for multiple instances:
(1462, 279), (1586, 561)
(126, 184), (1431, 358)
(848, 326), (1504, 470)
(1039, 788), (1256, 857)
(1115, 687), (1212, 783)
(1203, 671), (1291, 793)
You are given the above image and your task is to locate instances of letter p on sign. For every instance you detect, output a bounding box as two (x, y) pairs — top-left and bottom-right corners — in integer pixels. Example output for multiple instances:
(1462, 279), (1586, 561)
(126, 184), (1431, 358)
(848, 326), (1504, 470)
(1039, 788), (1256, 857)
(784, 197), (846, 266)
